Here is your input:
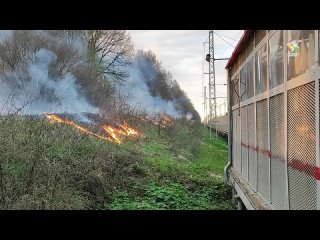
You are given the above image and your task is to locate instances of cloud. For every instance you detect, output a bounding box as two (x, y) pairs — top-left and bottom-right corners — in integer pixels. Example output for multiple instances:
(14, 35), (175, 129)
(129, 30), (242, 121)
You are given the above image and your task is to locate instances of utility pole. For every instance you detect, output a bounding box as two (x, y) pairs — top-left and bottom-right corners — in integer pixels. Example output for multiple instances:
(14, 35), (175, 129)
(206, 30), (216, 139)
(203, 86), (207, 130)
(205, 30), (230, 140)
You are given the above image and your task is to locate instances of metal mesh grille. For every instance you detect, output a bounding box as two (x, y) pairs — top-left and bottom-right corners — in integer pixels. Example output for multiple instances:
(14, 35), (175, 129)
(232, 110), (239, 172)
(256, 99), (270, 202)
(231, 65), (236, 76)
(255, 30), (266, 46)
(240, 51), (246, 65)
(231, 59), (239, 76)
(287, 82), (317, 210)
(270, 93), (286, 209)
(241, 106), (248, 180)
(248, 103), (257, 190)
(246, 35), (254, 57)
(236, 111), (241, 173)
(232, 110), (236, 169)
(236, 57), (240, 72)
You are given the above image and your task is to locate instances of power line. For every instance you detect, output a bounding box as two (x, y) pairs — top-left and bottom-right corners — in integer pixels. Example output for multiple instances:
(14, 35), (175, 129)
(214, 30), (243, 58)
(202, 31), (241, 123)
(235, 30), (244, 38)
(204, 35), (209, 44)
(213, 31), (239, 42)
(219, 46), (233, 58)
(214, 30), (242, 58)
(214, 33), (235, 48)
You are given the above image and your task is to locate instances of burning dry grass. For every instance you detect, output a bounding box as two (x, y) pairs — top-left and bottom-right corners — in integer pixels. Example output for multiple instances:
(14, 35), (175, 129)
(138, 114), (174, 128)
(44, 113), (142, 144)
(43, 112), (174, 145)
(0, 114), (144, 209)
(0, 112), (202, 210)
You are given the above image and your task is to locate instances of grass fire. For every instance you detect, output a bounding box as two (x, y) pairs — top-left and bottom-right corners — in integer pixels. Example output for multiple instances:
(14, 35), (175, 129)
(0, 30), (233, 210)
(45, 113), (141, 144)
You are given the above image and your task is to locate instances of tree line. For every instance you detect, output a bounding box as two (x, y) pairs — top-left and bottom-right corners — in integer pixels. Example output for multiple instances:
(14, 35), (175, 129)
(0, 30), (200, 121)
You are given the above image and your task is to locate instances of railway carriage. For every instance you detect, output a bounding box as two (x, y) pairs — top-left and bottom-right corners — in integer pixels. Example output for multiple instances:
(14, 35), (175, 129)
(224, 30), (320, 210)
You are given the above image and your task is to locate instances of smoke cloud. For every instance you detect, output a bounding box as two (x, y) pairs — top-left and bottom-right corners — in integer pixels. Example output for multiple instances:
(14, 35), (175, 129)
(0, 31), (197, 120)
(0, 30), (13, 41)
(0, 48), (98, 115)
(124, 65), (179, 117)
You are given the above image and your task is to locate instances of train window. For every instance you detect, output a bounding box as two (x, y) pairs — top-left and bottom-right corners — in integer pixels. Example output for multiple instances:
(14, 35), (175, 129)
(287, 30), (315, 81)
(240, 66), (247, 101)
(269, 30), (284, 89)
(247, 58), (254, 98)
(255, 44), (268, 94)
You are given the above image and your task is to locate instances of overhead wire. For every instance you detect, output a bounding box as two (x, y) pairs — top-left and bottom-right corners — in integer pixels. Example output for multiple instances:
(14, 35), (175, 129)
(214, 33), (235, 48)
(213, 31), (239, 42)
(202, 30), (243, 119)
(214, 30), (243, 58)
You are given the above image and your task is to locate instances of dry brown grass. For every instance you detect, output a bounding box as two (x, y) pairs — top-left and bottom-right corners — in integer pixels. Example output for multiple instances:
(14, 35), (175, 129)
(0, 114), (143, 209)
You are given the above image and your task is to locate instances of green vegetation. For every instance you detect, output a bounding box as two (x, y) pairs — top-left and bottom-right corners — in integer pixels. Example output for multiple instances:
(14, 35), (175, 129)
(107, 182), (230, 210)
(0, 115), (234, 210)
(0, 30), (232, 210)
(104, 119), (234, 210)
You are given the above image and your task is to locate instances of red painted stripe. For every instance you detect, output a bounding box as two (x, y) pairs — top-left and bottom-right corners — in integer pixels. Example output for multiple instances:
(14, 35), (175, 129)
(266, 150), (271, 158)
(315, 168), (320, 180)
(289, 159), (320, 180)
(240, 141), (320, 180)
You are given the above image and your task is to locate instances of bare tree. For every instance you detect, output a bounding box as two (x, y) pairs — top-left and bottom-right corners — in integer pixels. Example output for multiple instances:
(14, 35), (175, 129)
(83, 30), (134, 84)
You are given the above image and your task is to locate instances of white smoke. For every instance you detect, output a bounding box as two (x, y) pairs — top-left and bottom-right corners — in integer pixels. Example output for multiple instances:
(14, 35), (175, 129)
(0, 32), (188, 119)
(124, 65), (179, 117)
(186, 112), (193, 120)
(0, 49), (98, 115)
(0, 30), (13, 41)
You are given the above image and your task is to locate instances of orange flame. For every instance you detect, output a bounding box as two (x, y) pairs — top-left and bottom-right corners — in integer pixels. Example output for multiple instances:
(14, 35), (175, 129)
(161, 115), (173, 127)
(120, 122), (139, 136)
(101, 125), (122, 144)
(44, 113), (140, 144)
(139, 114), (173, 128)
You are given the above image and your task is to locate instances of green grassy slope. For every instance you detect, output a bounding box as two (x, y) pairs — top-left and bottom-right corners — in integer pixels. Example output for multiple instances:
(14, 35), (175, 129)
(105, 121), (234, 210)
(0, 116), (234, 210)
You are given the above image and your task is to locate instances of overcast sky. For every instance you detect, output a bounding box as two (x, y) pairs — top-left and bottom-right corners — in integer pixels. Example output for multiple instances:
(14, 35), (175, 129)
(129, 30), (243, 121)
